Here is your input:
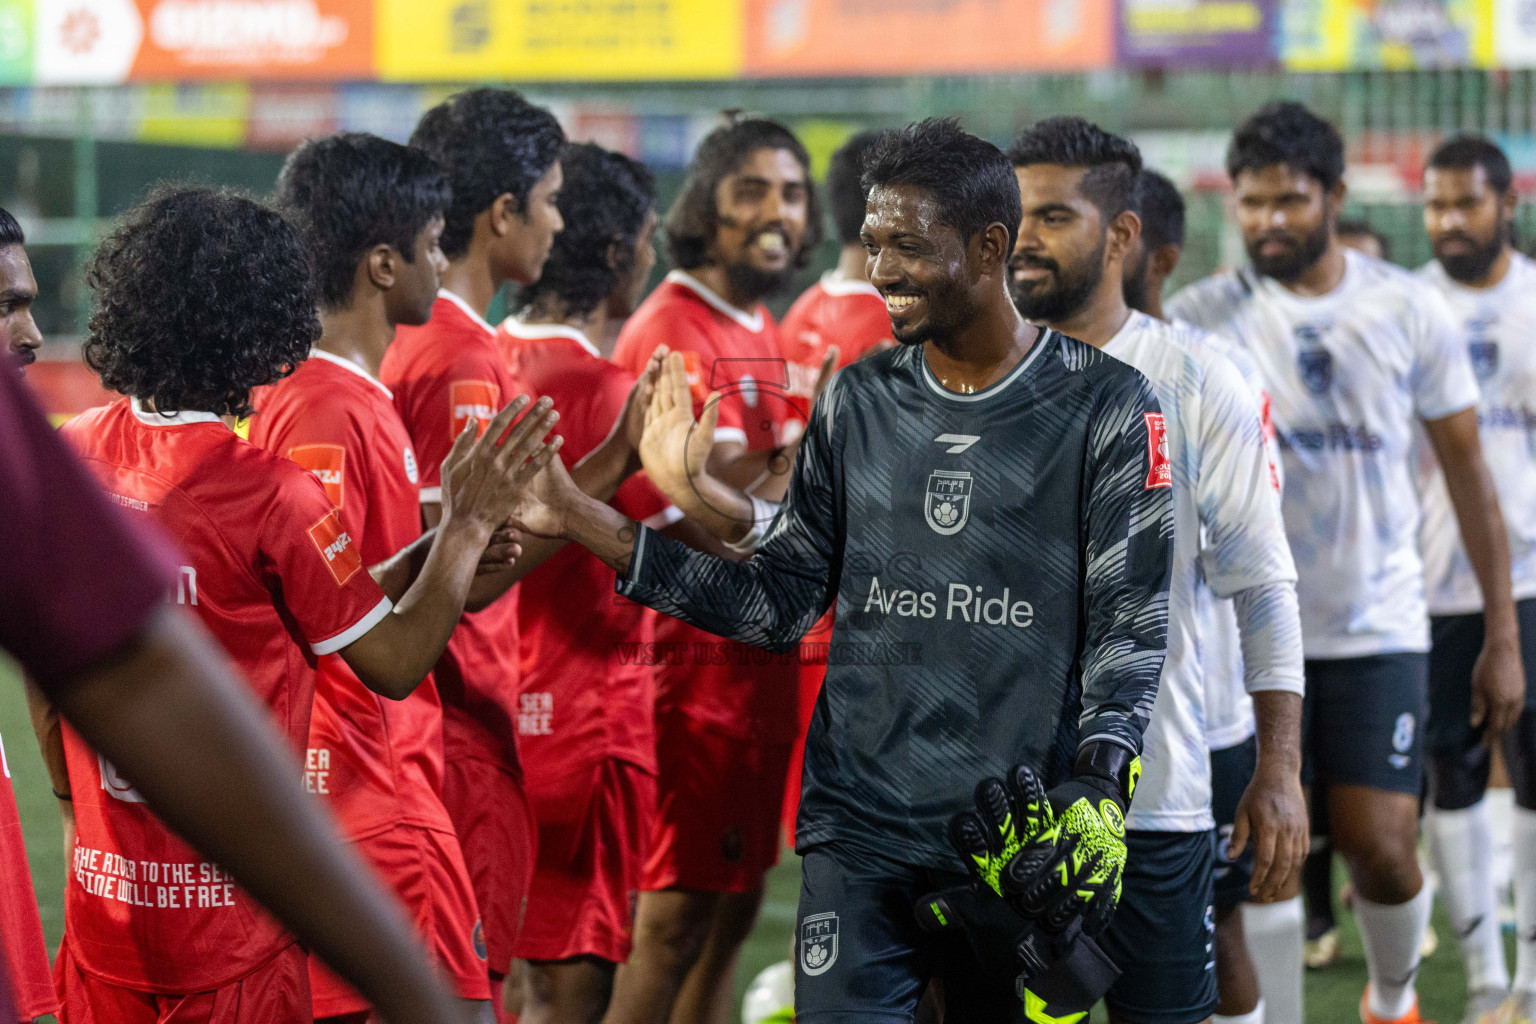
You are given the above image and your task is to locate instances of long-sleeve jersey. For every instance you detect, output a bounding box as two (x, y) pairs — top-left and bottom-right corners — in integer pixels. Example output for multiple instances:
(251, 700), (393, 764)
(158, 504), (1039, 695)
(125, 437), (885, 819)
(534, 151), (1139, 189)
(616, 331), (1174, 868)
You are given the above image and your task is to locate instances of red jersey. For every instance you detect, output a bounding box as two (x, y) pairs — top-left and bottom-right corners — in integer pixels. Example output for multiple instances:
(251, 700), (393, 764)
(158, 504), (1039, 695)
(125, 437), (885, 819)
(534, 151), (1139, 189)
(497, 319), (675, 783)
(249, 351), (454, 842)
(778, 273), (893, 432)
(611, 271), (801, 743)
(0, 732), (57, 1021)
(380, 290), (525, 770)
(60, 399), (392, 993)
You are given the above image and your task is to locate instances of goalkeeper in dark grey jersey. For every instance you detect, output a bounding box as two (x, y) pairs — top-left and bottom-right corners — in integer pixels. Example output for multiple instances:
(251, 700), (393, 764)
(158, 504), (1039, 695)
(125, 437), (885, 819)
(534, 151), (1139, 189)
(512, 119), (1175, 1022)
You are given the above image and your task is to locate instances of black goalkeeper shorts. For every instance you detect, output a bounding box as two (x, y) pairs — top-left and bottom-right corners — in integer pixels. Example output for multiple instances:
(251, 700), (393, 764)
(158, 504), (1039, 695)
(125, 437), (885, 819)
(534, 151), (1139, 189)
(794, 842), (1025, 1023)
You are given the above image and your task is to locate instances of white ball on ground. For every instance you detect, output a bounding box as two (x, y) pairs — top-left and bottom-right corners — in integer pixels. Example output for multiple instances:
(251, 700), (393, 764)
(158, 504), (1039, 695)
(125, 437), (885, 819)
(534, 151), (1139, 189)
(742, 959), (795, 1023)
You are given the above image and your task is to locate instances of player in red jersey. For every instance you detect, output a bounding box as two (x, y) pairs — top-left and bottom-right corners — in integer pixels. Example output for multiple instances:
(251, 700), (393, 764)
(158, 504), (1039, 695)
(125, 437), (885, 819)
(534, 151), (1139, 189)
(251, 132), (532, 1023)
(387, 89), (657, 1021)
(607, 117), (821, 1024)
(500, 143), (727, 1024)
(37, 186), (557, 1024)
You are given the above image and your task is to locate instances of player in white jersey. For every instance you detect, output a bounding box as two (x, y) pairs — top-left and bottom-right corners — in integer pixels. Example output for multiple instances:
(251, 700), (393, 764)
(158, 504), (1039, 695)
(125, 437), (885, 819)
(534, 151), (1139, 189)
(1008, 117), (1307, 1024)
(1126, 167), (1309, 1024)
(1417, 135), (1536, 1024)
(1168, 101), (1525, 1024)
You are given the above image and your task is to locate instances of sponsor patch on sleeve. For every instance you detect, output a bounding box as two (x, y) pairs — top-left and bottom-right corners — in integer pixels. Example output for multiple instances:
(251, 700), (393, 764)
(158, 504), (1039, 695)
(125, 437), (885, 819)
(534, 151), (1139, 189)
(307, 509), (363, 587)
(1144, 411), (1172, 490)
(287, 443), (346, 508)
(449, 380), (500, 439)
(680, 351), (710, 404)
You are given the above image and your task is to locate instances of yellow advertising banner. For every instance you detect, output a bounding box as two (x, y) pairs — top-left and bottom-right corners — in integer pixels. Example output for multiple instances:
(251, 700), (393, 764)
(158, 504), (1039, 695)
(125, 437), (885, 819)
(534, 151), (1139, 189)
(1281, 0), (1494, 70)
(375, 0), (743, 82)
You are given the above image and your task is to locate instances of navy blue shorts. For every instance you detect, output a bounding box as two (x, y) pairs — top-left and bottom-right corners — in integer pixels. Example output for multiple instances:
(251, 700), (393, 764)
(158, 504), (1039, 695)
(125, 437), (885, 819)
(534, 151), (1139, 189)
(1301, 653), (1427, 795)
(794, 842), (1025, 1023)
(1100, 829), (1218, 1024)
(1427, 598), (1536, 754)
(1210, 735), (1257, 908)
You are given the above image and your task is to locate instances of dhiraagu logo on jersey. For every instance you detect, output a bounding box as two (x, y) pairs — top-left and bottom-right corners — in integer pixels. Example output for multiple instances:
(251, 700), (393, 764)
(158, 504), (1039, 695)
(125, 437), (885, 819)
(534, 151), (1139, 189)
(800, 911), (838, 975)
(924, 470), (972, 535)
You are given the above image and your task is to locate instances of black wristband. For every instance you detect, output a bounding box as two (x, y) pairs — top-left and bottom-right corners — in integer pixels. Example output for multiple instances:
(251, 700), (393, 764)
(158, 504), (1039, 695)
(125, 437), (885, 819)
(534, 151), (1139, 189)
(1071, 742), (1138, 810)
(52, 790), (72, 802)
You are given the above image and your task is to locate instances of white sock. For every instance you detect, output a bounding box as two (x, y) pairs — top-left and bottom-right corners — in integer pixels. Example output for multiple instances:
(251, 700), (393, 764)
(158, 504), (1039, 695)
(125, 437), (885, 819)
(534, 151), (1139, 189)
(1514, 807), (1536, 993)
(1214, 997), (1265, 1024)
(1427, 801), (1510, 993)
(1242, 897), (1303, 1024)
(1489, 788), (1516, 907)
(1355, 884), (1432, 1020)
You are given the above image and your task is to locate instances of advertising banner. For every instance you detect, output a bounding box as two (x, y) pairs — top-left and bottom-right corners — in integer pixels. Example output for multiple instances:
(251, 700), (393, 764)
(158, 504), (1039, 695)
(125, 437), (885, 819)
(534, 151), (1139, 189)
(743, 0), (1114, 76)
(34, 0), (372, 84)
(0, 1), (32, 84)
(1117, 0), (1277, 67)
(375, 0), (742, 82)
(1281, 0), (1493, 70)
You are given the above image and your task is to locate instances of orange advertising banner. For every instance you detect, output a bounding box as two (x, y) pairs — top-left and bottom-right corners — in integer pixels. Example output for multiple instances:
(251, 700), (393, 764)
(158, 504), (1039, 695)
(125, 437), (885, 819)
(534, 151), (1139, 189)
(743, 0), (1114, 76)
(36, 0), (373, 82)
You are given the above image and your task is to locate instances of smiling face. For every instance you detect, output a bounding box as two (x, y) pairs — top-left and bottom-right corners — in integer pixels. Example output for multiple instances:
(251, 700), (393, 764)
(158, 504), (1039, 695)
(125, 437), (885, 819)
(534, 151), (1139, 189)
(710, 146), (810, 302)
(861, 184), (979, 346)
(1009, 164), (1113, 323)
(1424, 163), (1512, 284)
(1233, 163), (1337, 282)
(0, 245), (41, 369)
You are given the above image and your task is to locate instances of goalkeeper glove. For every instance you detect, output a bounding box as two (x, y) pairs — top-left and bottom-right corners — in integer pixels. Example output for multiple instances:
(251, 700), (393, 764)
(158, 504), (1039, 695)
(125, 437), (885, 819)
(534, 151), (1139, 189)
(914, 744), (1140, 1016)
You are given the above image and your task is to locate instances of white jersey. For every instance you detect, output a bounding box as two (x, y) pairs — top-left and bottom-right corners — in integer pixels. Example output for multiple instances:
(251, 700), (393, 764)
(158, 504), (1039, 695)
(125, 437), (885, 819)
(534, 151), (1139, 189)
(1106, 311), (1298, 831)
(1173, 320), (1282, 751)
(1169, 249), (1481, 658)
(1416, 253), (1536, 615)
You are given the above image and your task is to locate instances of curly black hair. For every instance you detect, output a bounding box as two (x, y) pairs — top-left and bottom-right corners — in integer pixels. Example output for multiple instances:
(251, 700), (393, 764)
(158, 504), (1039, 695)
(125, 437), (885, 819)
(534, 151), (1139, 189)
(83, 186), (319, 419)
(1008, 116), (1143, 221)
(663, 116), (823, 271)
(1131, 170), (1186, 251)
(275, 132), (451, 313)
(827, 131), (881, 245)
(0, 205), (22, 247)
(862, 118), (1021, 252)
(1228, 101), (1345, 191)
(410, 88), (566, 261)
(1428, 133), (1513, 194)
(510, 143), (656, 320)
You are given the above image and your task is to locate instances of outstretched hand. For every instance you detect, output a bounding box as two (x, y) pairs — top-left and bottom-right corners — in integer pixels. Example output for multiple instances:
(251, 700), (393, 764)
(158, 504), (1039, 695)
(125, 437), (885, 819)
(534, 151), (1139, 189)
(440, 395), (562, 534)
(620, 346), (669, 455)
(640, 351), (719, 502)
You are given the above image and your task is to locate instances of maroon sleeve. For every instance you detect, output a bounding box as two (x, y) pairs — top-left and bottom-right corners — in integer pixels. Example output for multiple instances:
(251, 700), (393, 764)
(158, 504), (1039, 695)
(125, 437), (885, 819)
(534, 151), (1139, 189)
(0, 365), (177, 686)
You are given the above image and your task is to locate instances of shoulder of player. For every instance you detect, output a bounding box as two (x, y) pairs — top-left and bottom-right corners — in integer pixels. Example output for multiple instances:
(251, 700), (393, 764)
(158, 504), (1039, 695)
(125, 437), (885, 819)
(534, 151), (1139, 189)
(1167, 269), (1252, 323)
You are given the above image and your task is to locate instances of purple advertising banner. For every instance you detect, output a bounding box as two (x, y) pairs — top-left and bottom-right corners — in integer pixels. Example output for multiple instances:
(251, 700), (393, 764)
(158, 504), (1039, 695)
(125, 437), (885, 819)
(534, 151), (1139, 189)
(1116, 0), (1278, 68)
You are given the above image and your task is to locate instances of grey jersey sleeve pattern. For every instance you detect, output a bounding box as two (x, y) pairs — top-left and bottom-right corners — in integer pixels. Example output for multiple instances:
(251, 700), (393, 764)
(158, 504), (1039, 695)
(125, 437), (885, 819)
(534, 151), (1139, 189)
(617, 375), (842, 653)
(1077, 372), (1175, 758)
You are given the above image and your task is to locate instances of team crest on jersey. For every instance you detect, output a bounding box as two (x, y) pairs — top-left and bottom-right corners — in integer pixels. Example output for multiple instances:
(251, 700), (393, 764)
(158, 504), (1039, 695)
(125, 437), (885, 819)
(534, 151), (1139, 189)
(800, 912), (838, 975)
(1296, 349), (1333, 395)
(289, 444), (346, 507)
(403, 447), (419, 485)
(1469, 340), (1499, 381)
(924, 470), (972, 536)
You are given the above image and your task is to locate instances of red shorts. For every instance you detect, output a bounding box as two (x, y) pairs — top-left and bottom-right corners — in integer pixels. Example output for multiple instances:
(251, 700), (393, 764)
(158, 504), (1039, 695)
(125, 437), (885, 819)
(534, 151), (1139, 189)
(641, 709), (793, 893)
(440, 755), (536, 976)
(514, 759), (656, 964)
(309, 824), (491, 1016)
(55, 938), (308, 1024)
